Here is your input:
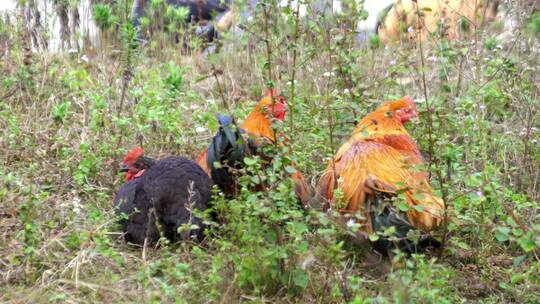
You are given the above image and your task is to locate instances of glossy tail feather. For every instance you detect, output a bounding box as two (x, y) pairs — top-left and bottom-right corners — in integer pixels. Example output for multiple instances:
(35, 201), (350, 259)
(366, 191), (440, 255)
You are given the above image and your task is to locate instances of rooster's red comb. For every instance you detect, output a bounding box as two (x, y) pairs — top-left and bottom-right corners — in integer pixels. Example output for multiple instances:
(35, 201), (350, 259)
(388, 96), (416, 111)
(402, 96), (414, 105)
(123, 147), (144, 165)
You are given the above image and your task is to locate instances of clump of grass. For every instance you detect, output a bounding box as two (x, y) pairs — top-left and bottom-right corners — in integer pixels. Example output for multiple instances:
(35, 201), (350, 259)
(0, 1), (539, 303)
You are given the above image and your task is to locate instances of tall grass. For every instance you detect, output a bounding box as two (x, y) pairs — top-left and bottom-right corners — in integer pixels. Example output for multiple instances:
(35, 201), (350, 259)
(0, 1), (539, 302)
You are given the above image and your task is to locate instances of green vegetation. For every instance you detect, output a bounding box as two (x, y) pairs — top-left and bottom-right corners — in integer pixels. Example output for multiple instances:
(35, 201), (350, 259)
(0, 1), (538, 303)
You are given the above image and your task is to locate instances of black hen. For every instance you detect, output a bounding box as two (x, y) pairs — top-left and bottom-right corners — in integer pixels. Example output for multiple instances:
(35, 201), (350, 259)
(114, 178), (159, 246)
(114, 156), (213, 246)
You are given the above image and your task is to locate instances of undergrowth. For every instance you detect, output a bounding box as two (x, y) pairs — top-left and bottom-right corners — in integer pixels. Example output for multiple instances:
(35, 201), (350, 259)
(0, 0), (539, 303)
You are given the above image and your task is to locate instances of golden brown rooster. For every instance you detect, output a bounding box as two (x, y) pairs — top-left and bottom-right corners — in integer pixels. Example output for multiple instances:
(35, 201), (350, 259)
(197, 90), (311, 205)
(317, 97), (445, 253)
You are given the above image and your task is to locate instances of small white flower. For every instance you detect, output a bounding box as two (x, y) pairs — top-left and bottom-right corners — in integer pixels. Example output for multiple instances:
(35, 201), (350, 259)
(390, 59), (397, 65)
(407, 27), (414, 34)
(346, 219), (356, 228)
(80, 54), (89, 63)
(343, 88), (350, 94)
(195, 126), (206, 133)
(67, 48), (78, 54)
(286, 80), (296, 86)
(72, 197), (83, 215)
(496, 44), (503, 50)
(479, 104), (486, 110)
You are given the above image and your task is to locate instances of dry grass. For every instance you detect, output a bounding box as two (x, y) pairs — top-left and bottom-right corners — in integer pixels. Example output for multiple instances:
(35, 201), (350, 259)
(1, 1), (539, 303)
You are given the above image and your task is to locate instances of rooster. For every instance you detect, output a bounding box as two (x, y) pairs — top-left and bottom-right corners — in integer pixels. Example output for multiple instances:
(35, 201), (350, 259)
(114, 148), (213, 246)
(317, 97), (445, 253)
(197, 90), (311, 205)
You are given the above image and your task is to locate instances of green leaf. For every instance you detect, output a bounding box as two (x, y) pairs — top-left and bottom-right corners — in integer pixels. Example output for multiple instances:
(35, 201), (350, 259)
(456, 241), (470, 249)
(369, 35), (381, 48)
(495, 227), (511, 242)
(285, 166), (297, 174)
(291, 221), (308, 234)
(397, 201), (410, 212)
(250, 175), (260, 185)
(513, 255), (526, 267)
(359, 10), (369, 20)
(512, 228), (524, 237)
(48, 293), (67, 302)
(517, 235), (536, 252)
(412, 192), (425, 201)
(244, 157), (256, 166)
(413, 205), (425, 212)
(510, 274), (525, 284)
(369, 233), (380, 242)
(292, 269), (309, 289)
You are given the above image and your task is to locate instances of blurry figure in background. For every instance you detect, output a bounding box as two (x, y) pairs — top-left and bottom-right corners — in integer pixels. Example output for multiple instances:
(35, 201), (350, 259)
(131, 0), (503, 52)
(356, 0), (396, 43)
(0, 0), (101, 53)
(131, 0), (231, 47)
(376, 0), (500, 43)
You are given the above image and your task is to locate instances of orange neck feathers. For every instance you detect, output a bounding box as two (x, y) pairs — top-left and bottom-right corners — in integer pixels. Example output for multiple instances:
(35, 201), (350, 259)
(240, 94), (287, 141)
(351, 97), (420, 155)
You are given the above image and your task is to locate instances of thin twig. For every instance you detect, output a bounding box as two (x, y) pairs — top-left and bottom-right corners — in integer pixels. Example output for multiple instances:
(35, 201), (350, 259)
(288, 0), (301, 135)
(412, 0), (451, 257)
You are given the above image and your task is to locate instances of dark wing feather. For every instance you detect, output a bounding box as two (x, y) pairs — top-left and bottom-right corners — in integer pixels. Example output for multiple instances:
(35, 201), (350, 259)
(206, 115), (253, 194)
(141, 156), (213, 242)
(114, 179), (159, 246)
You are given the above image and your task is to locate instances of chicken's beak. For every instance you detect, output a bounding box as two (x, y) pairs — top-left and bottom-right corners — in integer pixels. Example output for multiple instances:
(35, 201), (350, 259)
(119, 163), (129, 173)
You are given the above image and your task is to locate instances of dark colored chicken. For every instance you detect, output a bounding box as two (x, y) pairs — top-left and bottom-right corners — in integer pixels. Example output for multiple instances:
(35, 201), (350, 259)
(203, 115), (258, 194)
(197, 91), (312, 205)
(115, 178), (159, 245)
(114, 148), (213, 246)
